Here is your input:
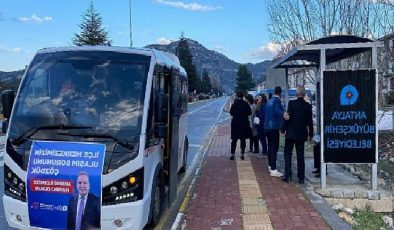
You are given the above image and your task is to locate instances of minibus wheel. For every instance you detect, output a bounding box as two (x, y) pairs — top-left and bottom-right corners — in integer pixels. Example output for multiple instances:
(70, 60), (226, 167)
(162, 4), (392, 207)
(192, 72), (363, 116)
(148, 173), (162, 227)
(179, 138), (188, 173)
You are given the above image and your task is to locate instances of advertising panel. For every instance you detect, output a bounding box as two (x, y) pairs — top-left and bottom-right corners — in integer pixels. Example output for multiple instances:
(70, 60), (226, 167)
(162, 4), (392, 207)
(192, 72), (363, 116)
(27, 141), (105, 229)
(323, 70), (376, 163)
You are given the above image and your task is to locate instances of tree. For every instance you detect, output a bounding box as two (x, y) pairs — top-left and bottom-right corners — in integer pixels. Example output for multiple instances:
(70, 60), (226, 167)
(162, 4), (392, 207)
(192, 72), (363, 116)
(267, 0), (394, 56)
(235, 65), (255, 92)
(73, 1), (111, 46)
(210, 75), (223, 95)
(200, 69), (212, 94)
(176, 35), (201, 93)
(267, 0), (394, 105)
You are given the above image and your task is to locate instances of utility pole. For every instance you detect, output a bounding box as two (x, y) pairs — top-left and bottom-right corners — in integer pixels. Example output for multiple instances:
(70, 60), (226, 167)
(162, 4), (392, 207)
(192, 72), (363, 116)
(129, 0), (133, 47)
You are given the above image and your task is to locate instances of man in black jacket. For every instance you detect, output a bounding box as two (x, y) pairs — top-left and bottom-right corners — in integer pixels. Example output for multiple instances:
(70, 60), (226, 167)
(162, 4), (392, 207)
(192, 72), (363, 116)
(67, 171), (101, 230)
(281, 86), (313, 184)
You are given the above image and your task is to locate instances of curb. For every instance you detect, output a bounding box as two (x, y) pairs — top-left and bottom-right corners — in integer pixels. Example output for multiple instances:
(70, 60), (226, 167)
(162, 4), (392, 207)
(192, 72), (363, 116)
(170, 125), (219, 230)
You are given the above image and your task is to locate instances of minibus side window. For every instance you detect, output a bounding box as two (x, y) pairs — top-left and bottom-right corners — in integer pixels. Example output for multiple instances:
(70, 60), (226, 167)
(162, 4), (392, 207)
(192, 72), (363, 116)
(145, 66), (163, 147)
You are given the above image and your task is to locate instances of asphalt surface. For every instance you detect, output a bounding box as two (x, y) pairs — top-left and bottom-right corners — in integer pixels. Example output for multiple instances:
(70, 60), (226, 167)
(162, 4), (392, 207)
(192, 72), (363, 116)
(185, 97), (229, 168)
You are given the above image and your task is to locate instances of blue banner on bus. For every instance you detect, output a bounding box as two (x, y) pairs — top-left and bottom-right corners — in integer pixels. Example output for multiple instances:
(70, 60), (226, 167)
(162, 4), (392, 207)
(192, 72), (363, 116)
(27, 141), (105, 229)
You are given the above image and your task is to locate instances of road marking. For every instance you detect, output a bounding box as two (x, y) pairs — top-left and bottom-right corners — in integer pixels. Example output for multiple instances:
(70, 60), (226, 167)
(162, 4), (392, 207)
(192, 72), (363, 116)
(188, 100), (218, 115)
(216, 97), (227, 120)
(217, 116), (231, 124)
(189, 144), (201, 148)
(171, 213), (184, 230)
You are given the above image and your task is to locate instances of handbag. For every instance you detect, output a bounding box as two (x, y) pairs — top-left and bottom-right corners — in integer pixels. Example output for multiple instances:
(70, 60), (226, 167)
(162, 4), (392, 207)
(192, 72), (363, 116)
(253, 116), (260, 125)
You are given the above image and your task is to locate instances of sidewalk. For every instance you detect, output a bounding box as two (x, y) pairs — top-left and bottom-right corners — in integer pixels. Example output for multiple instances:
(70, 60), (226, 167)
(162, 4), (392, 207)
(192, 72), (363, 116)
(182, 122), (331, 230)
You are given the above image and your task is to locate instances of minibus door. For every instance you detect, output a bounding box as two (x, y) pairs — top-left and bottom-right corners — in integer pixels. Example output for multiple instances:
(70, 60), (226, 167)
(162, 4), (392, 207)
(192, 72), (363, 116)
(168, 67), (180, 204)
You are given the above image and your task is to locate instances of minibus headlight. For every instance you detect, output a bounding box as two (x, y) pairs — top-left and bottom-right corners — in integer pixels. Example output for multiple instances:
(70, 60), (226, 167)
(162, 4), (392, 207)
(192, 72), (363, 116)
(110, 186), (118, 194)
(121, 181), (128, 189)
(4, 164), (26, 202)
(102, 167), (144, 205)
(18, 182), (25, 191)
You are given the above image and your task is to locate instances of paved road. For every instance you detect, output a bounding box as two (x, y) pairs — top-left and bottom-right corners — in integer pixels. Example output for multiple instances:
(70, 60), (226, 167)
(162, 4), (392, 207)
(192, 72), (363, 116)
(186, 97), (230, 168)
(0, 97), (230, 229)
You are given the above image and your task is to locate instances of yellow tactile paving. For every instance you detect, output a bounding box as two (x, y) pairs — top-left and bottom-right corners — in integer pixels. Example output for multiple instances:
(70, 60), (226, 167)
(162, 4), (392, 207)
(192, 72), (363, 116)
(239, 184), (260, 191)
(239, 179), (260, 185)
(242, 205), (268, 214)
(244, 224), (274, 230)
(238, 174), (258, 180)
(236, 155), (273, 229)
(242, 214), (271, 224)
(241, 198), (265, 206)
(240, 189), (263, 198)
(238, 168), (255, 172)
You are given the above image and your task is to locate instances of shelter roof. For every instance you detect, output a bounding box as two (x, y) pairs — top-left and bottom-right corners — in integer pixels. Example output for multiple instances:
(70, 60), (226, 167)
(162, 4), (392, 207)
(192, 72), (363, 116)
(270, 35), (375, 69)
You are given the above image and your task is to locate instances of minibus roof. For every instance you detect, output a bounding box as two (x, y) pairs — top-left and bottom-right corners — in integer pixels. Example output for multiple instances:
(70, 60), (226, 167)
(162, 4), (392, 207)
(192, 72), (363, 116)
(37, 46), (187, 76)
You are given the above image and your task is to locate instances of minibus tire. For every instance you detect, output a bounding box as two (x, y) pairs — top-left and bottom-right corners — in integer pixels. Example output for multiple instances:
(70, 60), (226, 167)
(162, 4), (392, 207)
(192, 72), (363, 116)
(148, 172), (162, 227)
(179, 138), (188, 173)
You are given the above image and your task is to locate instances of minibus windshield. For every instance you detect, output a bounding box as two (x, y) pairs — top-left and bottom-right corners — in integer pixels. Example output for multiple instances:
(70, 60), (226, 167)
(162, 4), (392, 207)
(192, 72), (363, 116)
(8, 51), (150, 153)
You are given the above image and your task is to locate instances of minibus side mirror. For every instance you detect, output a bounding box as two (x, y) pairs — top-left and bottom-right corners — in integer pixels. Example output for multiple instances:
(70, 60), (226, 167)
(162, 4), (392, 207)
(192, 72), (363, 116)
(2, 120), (8, 133)
(2, 90), (15, 119)
(155, 93), (168, 123)
(2, 90), (15, 134)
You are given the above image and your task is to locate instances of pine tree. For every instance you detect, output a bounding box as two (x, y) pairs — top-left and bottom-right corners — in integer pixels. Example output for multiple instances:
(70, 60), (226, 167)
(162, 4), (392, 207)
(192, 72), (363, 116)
(176, 35), (201, 93)
(73, 1), (111, 46)
(200, 69), (212, 94)
(210, 76), (223, 95)
(235, 65), (255, 92)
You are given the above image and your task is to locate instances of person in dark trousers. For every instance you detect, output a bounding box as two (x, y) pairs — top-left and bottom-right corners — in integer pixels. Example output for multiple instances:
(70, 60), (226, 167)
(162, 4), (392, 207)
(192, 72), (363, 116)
(281, 86), (313, 184)
(264, 86), (284, 177)
(246, 94), (259, 153)
(230, 90), (252, 160)
(256, 94), (268, 157)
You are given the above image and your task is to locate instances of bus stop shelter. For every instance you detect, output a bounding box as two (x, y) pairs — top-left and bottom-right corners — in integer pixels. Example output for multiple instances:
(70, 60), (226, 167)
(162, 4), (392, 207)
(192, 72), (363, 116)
(269, 35), (382, 189)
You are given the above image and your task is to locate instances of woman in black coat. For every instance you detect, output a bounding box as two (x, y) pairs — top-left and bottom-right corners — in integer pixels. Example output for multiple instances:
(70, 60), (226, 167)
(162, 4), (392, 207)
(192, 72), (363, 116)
(230, 90), (252, 160)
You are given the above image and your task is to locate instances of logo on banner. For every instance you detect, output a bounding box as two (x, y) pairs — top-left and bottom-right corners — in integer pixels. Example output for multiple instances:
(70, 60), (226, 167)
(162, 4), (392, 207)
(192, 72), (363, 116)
(340, 84), (359, 106)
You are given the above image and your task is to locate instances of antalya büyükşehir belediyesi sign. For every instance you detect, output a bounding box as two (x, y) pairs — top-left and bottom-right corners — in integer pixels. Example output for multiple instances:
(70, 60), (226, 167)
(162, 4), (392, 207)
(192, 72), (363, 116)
(323, 70), (376, 163)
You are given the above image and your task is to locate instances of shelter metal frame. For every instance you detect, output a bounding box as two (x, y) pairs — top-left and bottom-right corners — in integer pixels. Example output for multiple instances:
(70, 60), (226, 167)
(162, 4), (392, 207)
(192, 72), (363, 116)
(270, 36), (382, 189)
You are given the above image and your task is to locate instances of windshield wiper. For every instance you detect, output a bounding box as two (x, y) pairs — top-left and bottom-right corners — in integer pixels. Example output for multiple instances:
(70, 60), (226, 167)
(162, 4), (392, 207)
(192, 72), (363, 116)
(12, 125), (92, 146)
(56, 133), (135, 150)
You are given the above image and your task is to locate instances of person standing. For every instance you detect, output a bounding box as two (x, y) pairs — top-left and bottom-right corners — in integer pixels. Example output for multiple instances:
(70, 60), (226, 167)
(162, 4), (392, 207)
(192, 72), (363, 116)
(281, 86), (313, 184)
(246, 94), (259, 153)
(256, 94), (268, 157)
(264, 86), (284, 177)
(230, 90), (252, 160)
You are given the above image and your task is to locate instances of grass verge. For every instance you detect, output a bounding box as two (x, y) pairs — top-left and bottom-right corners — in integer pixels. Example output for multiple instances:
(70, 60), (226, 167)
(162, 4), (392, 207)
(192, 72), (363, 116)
(352, 207), (389, 230)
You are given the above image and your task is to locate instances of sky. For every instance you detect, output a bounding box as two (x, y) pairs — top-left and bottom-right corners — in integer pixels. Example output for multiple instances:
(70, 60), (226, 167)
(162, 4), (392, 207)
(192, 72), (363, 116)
(0, 0), (278, 71)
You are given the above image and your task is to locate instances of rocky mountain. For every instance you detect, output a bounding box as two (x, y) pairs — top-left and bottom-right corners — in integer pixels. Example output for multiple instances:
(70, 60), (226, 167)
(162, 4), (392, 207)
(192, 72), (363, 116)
(146, 39), (272, 92)
(0, 69), (24, 83)
(0, 70), (24, 92)
(0, 39), (272, 93)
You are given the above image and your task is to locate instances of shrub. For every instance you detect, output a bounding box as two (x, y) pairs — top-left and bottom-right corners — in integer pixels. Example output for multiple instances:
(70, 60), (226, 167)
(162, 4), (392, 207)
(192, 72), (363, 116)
(387, 90), (394, 105)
